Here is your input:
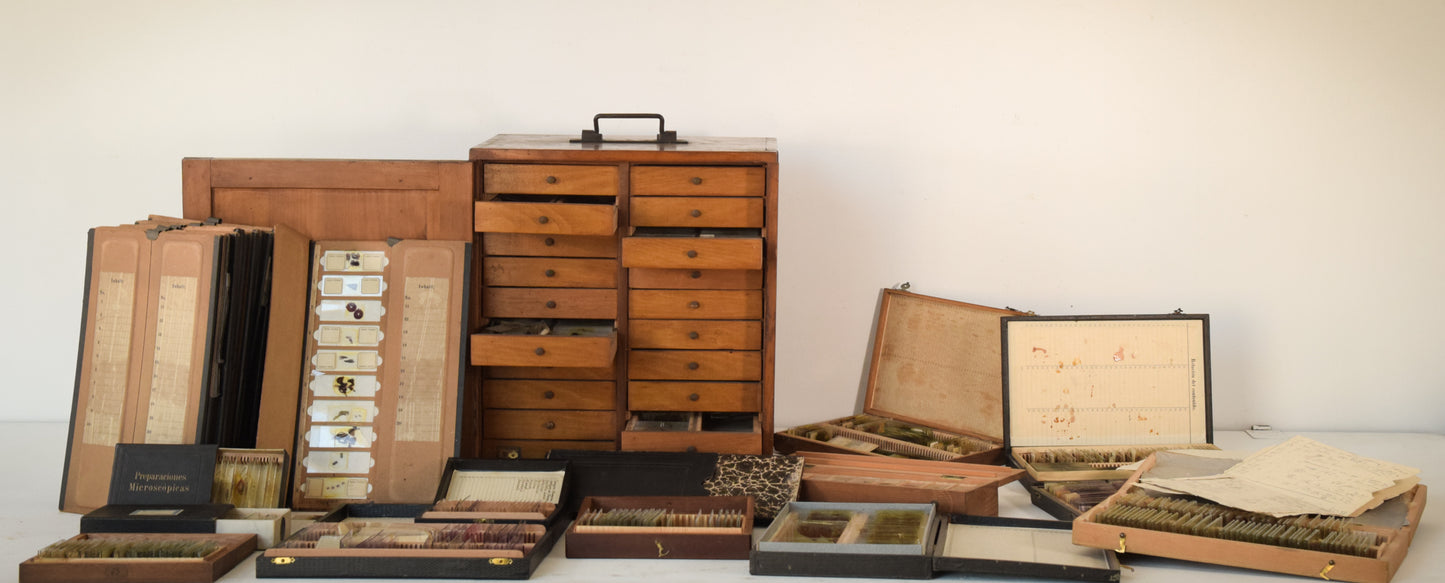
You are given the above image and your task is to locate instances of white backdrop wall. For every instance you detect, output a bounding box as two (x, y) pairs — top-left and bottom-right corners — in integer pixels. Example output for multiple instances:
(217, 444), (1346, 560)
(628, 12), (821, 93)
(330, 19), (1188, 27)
(3, 1), (1442, 433)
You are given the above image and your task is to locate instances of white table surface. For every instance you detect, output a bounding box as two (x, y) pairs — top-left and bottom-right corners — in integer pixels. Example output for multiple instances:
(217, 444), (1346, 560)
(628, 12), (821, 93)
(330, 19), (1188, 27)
(6, 424), (1441, 583)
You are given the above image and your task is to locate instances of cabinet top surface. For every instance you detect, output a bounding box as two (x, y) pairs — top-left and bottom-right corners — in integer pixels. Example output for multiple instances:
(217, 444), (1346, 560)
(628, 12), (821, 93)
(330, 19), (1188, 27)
(471, 134), (777, 163)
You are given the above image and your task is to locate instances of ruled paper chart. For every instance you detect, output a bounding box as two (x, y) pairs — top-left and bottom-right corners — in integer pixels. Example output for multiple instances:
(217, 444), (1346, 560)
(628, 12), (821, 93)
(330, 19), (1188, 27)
(1006, 318), (1209, 447)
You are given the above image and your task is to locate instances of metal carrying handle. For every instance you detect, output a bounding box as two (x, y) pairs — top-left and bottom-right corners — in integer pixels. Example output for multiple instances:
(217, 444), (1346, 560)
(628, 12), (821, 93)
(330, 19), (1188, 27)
(571, 113), (688, 144)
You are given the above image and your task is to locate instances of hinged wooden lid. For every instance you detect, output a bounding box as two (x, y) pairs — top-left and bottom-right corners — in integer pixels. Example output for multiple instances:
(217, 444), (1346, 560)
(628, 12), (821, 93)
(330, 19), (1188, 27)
(1002, 314), (1213, 449)
(863, 290), (1024, 443)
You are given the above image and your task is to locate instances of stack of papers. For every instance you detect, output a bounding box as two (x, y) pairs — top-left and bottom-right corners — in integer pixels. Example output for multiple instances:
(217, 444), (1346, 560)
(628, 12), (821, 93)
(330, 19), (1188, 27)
(1140, 436), (1419, 517)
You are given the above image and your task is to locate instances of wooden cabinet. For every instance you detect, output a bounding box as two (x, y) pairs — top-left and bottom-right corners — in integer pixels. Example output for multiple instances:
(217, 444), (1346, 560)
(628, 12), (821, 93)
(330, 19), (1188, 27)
(470, 135), (777, 458)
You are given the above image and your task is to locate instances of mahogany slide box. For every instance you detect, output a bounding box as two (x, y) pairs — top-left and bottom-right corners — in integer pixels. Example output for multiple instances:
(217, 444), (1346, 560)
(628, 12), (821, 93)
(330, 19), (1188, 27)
(256, 502), (563, 579)
(19, 533), (256, 583)
(795, 451), (1022, 517)
(565, 495), (754, 559)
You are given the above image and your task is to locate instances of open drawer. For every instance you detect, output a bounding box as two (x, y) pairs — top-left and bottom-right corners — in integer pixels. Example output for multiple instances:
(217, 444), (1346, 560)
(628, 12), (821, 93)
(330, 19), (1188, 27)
(470, 319), (616, 368)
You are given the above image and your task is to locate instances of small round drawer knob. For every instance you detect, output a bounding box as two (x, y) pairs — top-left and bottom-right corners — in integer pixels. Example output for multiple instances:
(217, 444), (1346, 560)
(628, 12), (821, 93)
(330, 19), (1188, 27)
(534, 347), (546, 356)
(691, 177), (702, 185)
(688, 331), (700, 340)
(687, 362), (700, 370)
(543, 390), (555, 399)
(544, 237), (556, 246)
(685, 446), (698, 453)
(690, 209), (702, 217)
(686, 250), (698, 258)
(545, 176), (557, 184)
(545, 300), (557, 309)
(690, 270), (702, 279)
(537, 216), (550, 224)
(688, 301), (701, 309)
(544, 269), (556, 277)
(543, 421), (556, 430)
(504, 449), (521, 460)
(688, 393), (700, 401)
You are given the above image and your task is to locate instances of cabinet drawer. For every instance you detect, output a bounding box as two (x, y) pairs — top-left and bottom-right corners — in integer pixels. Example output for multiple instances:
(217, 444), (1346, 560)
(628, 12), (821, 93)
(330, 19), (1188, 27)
(629, 320), (762, 350)
(471, 332), (616, 368)
(621, 428), (761, 455)
(621, 237), (762, 270)
(628, 350), (762, 381)
(481, 288), (618, 319)
(483, 233), (616, 258)
(631, 166), (764, 197)
(484, 164), (618, 195)
(475, 201), (618, 236)
(483, 410), (615, 440)
(628, 381), (760, 412)
(483, 257), (618, 288)
(487, 366), (616, 380)
(628, 268), (762, 290)
(630, 290), (762, 320)
(482, 439), (615, 460)
(483, 380), (616, 410)
(630, 197), (764, 228)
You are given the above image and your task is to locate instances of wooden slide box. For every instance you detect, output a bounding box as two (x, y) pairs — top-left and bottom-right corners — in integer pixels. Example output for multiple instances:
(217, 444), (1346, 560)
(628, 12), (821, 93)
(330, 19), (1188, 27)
(776, 290), (1021, 464)
(1073, 454), (1427, 583)
(416, 458), (569, 525)
(565, 496), (754, 559)
(750, 502), (1119, 580)
(795, 451), (1023, 517)
(19, 533), (257, 583)
(257, 503), (564, 580)
(1002, 313), (1217, 518)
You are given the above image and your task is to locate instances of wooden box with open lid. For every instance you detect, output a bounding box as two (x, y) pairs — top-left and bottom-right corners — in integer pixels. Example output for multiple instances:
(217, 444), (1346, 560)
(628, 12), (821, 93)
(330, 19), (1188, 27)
(256, 459), (569, 579)
(1002, 313), (1218, 518)
(775, 288), (1024, 464)
(1072, 450), (1426, 583)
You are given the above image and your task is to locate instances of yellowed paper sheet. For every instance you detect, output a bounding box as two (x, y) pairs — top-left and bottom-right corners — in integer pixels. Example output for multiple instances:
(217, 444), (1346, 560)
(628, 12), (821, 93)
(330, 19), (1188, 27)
(1144, 436), (1419, 516)
(144, 274), (199, 444)
(82, 272), (135, 446)
(393, 276), (449, 442)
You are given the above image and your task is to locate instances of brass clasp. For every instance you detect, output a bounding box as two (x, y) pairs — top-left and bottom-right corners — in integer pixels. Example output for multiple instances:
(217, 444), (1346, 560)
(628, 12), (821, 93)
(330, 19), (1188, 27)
(1319, 560), (1335, 580)
(1116, 533), (1127, 553)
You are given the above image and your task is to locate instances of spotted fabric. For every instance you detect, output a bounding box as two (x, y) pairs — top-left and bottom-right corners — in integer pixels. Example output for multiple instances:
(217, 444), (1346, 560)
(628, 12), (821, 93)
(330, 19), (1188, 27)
(702, 454), (803, 520)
